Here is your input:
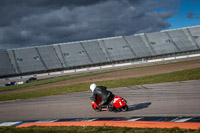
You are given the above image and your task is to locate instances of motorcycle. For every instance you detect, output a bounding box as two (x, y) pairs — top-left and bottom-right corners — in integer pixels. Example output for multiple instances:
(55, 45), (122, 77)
(91, 95), (128, 112)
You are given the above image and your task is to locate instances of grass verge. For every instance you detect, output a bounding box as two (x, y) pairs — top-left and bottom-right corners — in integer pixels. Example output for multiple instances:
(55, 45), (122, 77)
(0, 72), (107, 92)
(0, 126), (199, 133)
(0, 67), (200, 102)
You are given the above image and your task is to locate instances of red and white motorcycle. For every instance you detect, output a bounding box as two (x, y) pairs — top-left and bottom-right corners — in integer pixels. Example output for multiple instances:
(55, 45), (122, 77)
(91, 95), (128, 112)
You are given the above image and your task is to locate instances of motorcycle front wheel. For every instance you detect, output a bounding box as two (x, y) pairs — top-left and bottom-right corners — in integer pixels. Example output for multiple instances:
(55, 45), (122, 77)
(121, 105), (128, 111)
(92, 105), (101, 112)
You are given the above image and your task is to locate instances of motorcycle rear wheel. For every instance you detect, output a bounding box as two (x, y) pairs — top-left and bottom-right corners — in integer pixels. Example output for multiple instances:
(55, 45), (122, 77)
(92, 105), (101, 112)
(121, 105), (128, 111)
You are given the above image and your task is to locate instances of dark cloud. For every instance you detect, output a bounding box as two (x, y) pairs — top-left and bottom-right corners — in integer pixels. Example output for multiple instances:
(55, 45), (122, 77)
(187, 12), (195, 19)
(0, 0), (179, 49)
(190, 0), (200, 1)
(187, 12), (200, 19)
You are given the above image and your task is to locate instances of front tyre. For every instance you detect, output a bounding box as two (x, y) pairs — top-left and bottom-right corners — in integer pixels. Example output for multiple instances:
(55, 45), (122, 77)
(121, 105), (128, 111)
(92, 105), (101, 112)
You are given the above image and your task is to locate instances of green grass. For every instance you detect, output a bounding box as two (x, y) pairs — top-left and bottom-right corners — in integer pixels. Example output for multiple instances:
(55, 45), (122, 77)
(0, 126), (199, 133)
(0, 71), (114, 92)
(0, 65), (138, 92)
(0, 69), (126, 92)
(0, 67), (200, 102)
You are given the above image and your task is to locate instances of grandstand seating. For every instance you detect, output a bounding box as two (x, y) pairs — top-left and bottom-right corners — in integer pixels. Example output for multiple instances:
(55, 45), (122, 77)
(82, 40), (109, 64)
(12, 48), (46, 73)
(59, 42), (92, 67)
(167, 29), (197, 51)
(146, 31), (180, 55)
(188, 26), (200, 48)
(0, 50), (16, 76)
(0, 26), (200, 77)
(99, 37), (137, 61)
(37, 46), (63, 70)
(124, 35), (152, 57)
(7, 50), (20, 74)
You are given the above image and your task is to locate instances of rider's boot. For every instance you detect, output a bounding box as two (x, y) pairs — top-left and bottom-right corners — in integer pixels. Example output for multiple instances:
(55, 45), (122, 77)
(101, 105), (108, 109)
(108, 104), (114, 112)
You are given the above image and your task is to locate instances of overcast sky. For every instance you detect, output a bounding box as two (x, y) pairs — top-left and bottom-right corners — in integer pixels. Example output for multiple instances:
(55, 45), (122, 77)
(0, 0), (199, 49)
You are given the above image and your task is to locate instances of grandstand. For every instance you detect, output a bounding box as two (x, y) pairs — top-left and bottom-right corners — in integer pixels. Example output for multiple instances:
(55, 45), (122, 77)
(0, 25), (200, 78)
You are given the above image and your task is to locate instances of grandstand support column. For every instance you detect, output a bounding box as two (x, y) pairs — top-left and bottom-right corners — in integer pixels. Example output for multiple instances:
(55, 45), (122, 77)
(53, 46), (65, 68)
(165, 31), (181, 52)
(122, 36), (138, 58)
(185, 28), (200, 49)
(98, 39), (113, 62)
(96, 40), (111, 62)
(58, 45), (68, 67)
(143, 34), (157, 55)
(80, 42), (94, 64)
(12, 50), (21, 74)
(53, 45), (67, 68)
(35, 47), (48, 70)
(6, 50), (18, 74)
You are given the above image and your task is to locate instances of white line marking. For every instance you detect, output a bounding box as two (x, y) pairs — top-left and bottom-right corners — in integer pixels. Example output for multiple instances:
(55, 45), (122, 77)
(36, 120), (58, 123)
(82, 118), (97, 121)
(127, 118), (142, 121)
(0, 122), (21, 126)
(171, 118), (193, 122)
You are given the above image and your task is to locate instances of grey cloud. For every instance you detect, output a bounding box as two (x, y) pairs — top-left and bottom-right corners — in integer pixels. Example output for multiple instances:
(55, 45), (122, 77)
(187, 12), (200, 19)
(0, 0), (107, 26)
(0, 0), (179, 49)
(187, 12), (195, 19)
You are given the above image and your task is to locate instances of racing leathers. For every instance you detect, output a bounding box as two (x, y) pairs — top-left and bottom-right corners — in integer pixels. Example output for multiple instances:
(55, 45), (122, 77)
(91, 86), (114, 109)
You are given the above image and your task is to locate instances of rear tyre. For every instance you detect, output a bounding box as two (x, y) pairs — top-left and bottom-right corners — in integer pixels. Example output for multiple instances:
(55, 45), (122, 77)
(121, 105), (128, 111)
(92, 105), (101, 112)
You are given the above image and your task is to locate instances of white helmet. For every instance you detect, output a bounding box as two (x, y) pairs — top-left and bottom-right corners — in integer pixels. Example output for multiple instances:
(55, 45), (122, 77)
(90, 83), (96, 92)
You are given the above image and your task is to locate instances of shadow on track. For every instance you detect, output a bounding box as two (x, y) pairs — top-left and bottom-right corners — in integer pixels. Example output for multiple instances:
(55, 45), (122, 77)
(128, 102), (151, 111)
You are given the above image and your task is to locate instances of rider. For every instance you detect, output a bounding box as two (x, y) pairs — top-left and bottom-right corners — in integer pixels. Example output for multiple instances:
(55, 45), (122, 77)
(90, 83), (114, 109)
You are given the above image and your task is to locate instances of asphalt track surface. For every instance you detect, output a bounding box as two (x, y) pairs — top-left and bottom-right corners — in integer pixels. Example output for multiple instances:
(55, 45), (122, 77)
(0, 80), (200, 122)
